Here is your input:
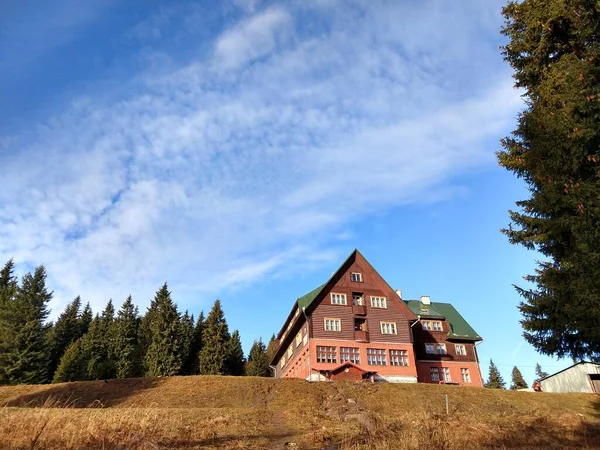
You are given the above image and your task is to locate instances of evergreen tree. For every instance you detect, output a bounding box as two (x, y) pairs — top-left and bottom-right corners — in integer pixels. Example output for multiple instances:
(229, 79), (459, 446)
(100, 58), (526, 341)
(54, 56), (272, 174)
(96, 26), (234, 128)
(179, 311), (196, 375)
(535, 363), (549, 381)
(53, 338), (88, 383)
(0, 260), (18, 385)
(225, 329), (245, 376)
(510, 366), (529, 390)
(246, 338), (269, 377)
(48, 296), (83, 381)
(144, 283), (182, 377)
(499, 0), (600, 361)
(189, 311), (204, 374)
(113, 296), (142, 379)
(4, 266), (53, 384)
(485, 359), (506, 389)
(84, 301), (117, 380)
(198, 299), (230, 375)
(265, 334), (278, 377)
(79, 302), (93, 336)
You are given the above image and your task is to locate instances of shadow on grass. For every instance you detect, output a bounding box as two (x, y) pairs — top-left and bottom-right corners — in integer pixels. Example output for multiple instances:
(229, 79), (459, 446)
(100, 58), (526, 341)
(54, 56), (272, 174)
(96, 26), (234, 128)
(2, 377), (163, 408)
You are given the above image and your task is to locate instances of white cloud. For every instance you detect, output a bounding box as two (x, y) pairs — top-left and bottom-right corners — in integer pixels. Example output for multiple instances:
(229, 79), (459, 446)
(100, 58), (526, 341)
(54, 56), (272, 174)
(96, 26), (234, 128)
(0, 0), (520, 317)
(214, 6), (292, 69)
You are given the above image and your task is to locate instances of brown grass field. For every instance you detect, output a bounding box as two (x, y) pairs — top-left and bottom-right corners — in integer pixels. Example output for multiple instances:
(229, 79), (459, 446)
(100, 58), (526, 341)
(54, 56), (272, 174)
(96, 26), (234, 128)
(0, 376), (599, 449)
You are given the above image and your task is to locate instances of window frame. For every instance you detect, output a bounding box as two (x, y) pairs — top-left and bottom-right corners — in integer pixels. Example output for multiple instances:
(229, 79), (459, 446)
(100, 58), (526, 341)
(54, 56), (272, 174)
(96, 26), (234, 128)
(430, 367), (440, 382)
(350, 272), (363, 282)
(330, 292), (347, 305)
(436, 343), (447, 354)
(367, 348), (387, 366)
(441, 367), (451, 382)
(422, 321), (431, 331)
(370, 296), (387, 309)
(389, 349), (409, 366)
(432, 321), (443, 331)
(295, 331), (302, 348)
(461, 368), (471, 383)
(316, 346), (337, 364)
(425, 343), (435, 354)
(324, 318), (342, 332)
(380, 321), (398, 335)
(455, 344), (466, 356)
(340, 347), (361, 364)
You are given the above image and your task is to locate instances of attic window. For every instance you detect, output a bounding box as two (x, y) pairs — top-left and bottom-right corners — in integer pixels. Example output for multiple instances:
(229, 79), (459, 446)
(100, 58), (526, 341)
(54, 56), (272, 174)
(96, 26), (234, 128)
(350, 272), (363, 282)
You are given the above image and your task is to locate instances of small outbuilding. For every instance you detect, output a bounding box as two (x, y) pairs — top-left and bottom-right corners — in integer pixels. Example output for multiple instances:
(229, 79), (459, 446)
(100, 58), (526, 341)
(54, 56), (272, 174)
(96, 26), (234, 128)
(539, 362), (600, 393)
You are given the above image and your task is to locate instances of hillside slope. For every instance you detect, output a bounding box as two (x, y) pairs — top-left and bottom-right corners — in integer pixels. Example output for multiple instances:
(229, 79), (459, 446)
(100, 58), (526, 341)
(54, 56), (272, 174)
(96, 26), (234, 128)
(0, 376), (599, 449)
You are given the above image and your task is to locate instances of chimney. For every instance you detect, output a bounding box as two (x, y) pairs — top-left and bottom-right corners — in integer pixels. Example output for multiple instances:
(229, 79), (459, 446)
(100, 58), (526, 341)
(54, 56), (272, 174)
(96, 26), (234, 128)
(395, 289), (402, 299)
(421, 295), (431, 305)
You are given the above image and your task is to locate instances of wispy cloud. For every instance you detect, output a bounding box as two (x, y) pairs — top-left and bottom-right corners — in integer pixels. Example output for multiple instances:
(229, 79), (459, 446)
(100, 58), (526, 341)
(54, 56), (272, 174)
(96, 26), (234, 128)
(0, 0), (519, 316)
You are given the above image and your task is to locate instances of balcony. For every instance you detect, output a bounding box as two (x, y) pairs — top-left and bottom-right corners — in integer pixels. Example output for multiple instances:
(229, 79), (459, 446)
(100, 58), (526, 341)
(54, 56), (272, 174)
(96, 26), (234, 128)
(354, 330), (370, 342)
(352, 304), (367, 316)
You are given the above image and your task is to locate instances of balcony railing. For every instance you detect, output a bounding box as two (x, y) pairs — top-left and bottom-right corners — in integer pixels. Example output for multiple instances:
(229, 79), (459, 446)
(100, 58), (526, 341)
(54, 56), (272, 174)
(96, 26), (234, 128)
(352, 304), (367, 315)
(354, 330), (370, 342)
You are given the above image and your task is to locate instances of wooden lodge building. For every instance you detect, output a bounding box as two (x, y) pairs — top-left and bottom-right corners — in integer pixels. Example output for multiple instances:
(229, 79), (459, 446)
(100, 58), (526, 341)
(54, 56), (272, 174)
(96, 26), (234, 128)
(270, 250), (484, 386)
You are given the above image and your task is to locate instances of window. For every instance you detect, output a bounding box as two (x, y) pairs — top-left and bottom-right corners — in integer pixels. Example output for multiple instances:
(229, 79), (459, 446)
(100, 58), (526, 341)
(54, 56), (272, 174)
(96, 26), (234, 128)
(324, 318), (341, 331)
(430, 367), (439, 382)
(295, 332), (302, 348)
(352, 293), (364, 305)
(422, 321), (431, 331)
(340, 347), (361, 364)
(461, 368), (471, 383)
(367, 348), (387, 365)
(441, 367), (451, 382)
(330, 293), (347, 305)
(433, 321), (443, 331)
(389, 350), (409, 366)
(370, 296), (387, 308)
(287, 345), (293, 358)
(280, 356), (286, 369)
(425, 343), (435, 354)
(455, 344), (466, 356)
(436, 343), (447, 354)
(316, 346), (337, 364)
(350, 272), (363, 282)
(303, 333), (308, 346)
(380, 322), (397, 335)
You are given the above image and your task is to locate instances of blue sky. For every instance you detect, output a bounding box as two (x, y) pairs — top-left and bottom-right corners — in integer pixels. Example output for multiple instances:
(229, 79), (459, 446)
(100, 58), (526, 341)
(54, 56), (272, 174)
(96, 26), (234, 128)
(0, 0), (569, 384)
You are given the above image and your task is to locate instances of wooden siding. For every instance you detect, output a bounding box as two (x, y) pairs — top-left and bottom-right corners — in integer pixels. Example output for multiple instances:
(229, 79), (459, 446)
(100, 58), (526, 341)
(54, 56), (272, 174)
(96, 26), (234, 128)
(311, 255), (413, 344)
(411, 320), (478, 363)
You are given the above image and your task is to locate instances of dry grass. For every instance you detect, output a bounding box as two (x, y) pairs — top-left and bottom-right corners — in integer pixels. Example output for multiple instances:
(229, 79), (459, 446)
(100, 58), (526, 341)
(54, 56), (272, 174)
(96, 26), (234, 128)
(0, 376), (599, 449)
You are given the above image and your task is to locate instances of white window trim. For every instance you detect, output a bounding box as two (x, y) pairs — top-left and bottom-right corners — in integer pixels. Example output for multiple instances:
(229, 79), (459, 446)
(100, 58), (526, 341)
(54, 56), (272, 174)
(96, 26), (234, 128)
(324, 318), (342, 332)
(380, 321), (397, 335)
(330, 292), (347, 305)
(425, 343), (435, 354)
(455, 344), (466, 355)
(436, 343), (447, 354)
(350, 272), (363, 282)
(370, 296), (387, 309)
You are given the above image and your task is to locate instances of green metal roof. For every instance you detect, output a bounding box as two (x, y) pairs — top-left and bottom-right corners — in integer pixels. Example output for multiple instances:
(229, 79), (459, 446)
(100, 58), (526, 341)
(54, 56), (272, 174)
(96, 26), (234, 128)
(404, 300), (482, 341)
(297, 283), (327, 310)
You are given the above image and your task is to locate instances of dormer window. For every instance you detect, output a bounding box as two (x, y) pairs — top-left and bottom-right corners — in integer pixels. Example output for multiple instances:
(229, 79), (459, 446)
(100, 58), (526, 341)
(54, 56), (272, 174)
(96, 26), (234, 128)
(350, 272), (363, 282)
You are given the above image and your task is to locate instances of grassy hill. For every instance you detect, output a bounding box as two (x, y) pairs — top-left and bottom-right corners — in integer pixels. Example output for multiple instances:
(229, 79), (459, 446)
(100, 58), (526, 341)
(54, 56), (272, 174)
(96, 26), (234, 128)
(0, 376), (599, 449)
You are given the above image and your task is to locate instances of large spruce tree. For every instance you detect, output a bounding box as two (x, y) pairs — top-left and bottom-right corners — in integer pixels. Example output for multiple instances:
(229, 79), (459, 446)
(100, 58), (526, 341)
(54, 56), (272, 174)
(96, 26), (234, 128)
(144, 283), (182, 377)
(84, 302), (117, 380)
(5, 266), (53, 384)
(499, 1), (600, 361)
(53, 338), (88, 383)
(113, 296), (142, 379)
(48, 296), (84, 381)
(0, 260), (18, 384)
(485, 359), (506, 389)
(198, 299), (230, 375)
(179, 311), (196, 375)
(246, 338), (269, 377)
(510, 366), (529, 390)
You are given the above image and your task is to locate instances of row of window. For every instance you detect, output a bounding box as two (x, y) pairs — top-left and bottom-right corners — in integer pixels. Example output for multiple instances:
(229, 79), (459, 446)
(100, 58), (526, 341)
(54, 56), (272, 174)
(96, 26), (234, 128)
(422, 320), (443, 331)
(330, 293), (387, 308)
(281, 327), (309, 369)
(431, 367), (471, 383)
(323, 318), (398, 335)
(424, 343), (467, 355)
(316, 346), (410, 366)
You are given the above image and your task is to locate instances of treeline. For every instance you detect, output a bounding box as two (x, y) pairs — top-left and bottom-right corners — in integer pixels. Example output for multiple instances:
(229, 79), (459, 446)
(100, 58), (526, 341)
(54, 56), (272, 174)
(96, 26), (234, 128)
(0, 260), (278, 385)
(485, 359), (549, 390)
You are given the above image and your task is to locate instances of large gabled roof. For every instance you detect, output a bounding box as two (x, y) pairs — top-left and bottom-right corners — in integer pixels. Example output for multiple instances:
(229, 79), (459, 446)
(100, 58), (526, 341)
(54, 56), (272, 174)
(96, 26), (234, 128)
(404, 300), (482, 341)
